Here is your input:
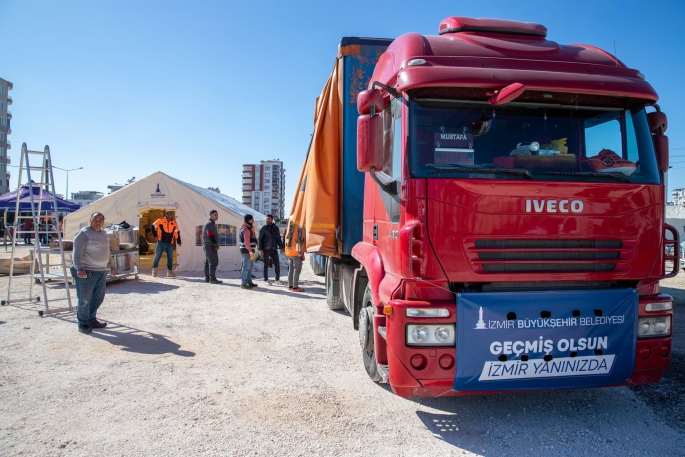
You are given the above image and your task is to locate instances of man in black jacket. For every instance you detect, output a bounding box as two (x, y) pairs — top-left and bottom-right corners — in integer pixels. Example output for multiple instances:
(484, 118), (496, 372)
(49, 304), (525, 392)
(258, 214), (283, 283)
(202, 210), (222, 284)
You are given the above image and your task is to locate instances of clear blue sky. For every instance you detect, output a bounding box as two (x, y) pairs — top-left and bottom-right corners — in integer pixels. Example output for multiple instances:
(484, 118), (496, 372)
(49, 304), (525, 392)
(2, 0), (684, 207)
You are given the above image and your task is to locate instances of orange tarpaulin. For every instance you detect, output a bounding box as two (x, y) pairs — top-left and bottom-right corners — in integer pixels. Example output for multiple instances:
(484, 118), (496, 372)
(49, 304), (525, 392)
(286, 60), (343, 256)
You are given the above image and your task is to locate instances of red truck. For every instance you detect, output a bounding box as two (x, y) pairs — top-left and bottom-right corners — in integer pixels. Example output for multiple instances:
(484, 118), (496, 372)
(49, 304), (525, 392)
(290, 16), (678, 397)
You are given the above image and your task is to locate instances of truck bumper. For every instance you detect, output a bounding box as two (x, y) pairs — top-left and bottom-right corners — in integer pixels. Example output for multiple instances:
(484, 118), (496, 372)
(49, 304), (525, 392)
(383, 299), (672, 398)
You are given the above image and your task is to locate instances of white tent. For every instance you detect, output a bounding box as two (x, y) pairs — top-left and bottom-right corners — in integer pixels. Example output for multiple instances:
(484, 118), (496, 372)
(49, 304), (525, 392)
(63, 172), (266, 271)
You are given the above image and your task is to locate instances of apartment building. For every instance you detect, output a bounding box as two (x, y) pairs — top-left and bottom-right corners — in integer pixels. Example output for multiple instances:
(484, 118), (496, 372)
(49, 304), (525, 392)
(70, 190), (104, 208)
(672, 188), (685, 207)
(242, 160), (286, 219)
(0, 77), (13, 194)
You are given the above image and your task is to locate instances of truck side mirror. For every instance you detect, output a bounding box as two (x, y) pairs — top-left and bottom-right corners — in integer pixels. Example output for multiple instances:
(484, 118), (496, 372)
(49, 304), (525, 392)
(357, 114), (383, 172)
(654, 134), (669, 172)
(358, 89), (384, 115)
(357, 89), (385, 173)
(648, 111), (669, 172)
(647, 111), (668, 134)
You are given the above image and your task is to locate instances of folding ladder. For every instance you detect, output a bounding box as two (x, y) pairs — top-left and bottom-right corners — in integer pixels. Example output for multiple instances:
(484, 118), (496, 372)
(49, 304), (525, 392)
(2, 143), (73, 316)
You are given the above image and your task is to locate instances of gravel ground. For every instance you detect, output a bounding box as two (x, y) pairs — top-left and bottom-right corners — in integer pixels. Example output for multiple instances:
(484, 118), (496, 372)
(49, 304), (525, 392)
(0, 243), (684, 456)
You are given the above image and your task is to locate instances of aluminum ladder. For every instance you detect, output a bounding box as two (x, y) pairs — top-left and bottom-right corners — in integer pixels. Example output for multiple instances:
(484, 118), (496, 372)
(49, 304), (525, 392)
(2, 144), (73, 316)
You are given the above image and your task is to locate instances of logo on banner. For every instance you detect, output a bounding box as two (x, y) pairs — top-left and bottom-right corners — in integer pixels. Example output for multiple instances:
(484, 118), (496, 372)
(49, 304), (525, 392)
(475, 307), (486, 329)
(151, 183), (166, 199)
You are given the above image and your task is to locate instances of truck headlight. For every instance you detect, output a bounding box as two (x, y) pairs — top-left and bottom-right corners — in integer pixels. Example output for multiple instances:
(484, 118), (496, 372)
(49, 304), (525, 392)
(638, 316), (671, 337)
(410, 326), (429, 343)
(435, 326), (451, 342)
(407, 324), (455, 346)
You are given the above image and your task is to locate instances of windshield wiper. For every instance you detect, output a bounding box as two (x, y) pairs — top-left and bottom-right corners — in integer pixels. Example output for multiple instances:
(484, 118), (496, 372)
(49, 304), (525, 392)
(427, 164), (533, 180)
(533, 171), (630, 182)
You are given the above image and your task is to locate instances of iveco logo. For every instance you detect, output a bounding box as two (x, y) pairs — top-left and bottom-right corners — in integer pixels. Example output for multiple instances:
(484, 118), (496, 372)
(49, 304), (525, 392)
(525, 199), (583, 213)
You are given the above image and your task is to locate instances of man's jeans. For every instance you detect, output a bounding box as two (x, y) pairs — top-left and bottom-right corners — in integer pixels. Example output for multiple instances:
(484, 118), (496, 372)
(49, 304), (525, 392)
(153, 241), (174, 270)
(241, 252), (254, 285)
(288, 256), (302, 288)
(70, 267), (107, 326)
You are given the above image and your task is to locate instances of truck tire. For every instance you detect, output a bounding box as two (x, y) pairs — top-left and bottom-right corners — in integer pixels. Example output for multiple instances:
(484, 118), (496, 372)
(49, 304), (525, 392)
(310, 255), (325, 276)
(359, 286), (380, 382)
(326, 258), (344, 310)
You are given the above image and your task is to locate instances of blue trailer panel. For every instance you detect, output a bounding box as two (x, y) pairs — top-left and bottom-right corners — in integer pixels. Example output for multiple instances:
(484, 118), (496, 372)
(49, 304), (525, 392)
(339, 37), (393, 255)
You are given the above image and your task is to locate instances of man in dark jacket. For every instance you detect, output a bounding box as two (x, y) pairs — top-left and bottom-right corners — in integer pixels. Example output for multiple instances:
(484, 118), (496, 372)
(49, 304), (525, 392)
(202, 210), (222, 284)
(258, 214), (283, 283)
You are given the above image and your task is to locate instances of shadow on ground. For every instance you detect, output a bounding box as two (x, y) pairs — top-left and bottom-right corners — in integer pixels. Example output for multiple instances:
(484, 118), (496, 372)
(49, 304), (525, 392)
(53, 315), (194, 357)
(106, 281), (180, 295)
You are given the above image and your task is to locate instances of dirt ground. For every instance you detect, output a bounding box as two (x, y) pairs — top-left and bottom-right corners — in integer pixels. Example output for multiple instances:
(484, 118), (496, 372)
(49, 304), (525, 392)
(0, 243), (684, 456)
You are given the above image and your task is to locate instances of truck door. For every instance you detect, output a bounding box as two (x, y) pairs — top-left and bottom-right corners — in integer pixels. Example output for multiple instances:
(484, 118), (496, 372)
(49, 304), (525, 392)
(373, 97), (403, 275)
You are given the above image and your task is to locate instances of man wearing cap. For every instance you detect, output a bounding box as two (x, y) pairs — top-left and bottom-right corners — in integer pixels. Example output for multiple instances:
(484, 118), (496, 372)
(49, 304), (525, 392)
(202, 210), (222, 284)
(151, 211), (182, 278)
(239, 214), (259, 289)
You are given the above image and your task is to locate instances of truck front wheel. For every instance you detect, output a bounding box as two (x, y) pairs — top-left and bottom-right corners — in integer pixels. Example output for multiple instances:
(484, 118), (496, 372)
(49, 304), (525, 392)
(359, 286), (381, 382)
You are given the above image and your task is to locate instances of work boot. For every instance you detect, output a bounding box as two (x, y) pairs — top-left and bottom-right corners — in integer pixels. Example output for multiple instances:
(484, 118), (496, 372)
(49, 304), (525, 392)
(151, 267), (157, 277)
(167, 270), (176, 278)
(90, 319), (107, 329)
(78, 324), (92, 335)
(209, 278), (223, 284)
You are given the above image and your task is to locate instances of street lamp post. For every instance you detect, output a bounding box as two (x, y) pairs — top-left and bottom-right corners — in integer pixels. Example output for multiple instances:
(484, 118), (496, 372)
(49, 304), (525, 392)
(53, 166), (83, 199)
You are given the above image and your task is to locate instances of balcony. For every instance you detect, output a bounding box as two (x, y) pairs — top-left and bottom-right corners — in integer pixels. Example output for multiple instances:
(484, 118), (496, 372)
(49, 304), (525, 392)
(6, 140), (10, 150)
(6, 111), (11, 119)
(6, 96), (11, 105)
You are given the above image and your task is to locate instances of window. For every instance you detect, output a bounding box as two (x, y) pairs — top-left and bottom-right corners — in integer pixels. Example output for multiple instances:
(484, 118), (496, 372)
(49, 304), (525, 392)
(265, 173), (271, 178)
(0, 87), (4, 94)
(0, 117), (4, 126)
(408, 93), (659, 184)
(194, 224), (236, 246)
(0, 132), (4, 140)
(0, 102), (3, 109)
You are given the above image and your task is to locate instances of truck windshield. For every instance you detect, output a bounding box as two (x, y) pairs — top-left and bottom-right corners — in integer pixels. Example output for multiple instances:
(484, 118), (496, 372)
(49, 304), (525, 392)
(408, 96), (660, 184)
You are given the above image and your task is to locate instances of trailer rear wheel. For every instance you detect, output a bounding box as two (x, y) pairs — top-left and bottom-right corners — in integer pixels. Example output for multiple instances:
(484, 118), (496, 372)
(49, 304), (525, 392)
(325, 258), (344, 310)
(359, 286), (380, 382)
(310, 255), (325, 276)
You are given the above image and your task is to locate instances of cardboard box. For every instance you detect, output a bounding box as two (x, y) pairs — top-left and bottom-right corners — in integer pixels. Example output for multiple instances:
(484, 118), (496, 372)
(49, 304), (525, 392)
(50, 239), (74, 250)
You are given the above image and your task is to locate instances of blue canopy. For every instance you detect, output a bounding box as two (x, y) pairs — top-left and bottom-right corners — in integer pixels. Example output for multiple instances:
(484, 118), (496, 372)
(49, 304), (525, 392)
(0, 184), (80, 212)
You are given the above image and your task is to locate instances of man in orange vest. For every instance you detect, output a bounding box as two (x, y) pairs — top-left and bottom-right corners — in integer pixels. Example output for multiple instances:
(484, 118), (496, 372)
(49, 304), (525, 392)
(151, 211), (182, 277)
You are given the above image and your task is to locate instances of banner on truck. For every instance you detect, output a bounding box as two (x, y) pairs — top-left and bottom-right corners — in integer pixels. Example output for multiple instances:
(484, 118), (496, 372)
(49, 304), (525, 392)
(454, 289), (638, 391)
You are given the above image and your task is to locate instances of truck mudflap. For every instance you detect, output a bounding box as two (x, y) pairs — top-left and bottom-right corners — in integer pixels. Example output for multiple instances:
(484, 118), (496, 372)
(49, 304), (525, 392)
(454, 289), (638, 392)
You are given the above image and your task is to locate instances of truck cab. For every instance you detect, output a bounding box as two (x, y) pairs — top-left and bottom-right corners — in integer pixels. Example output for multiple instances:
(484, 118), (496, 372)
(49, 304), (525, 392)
(319, 17), (677, 398)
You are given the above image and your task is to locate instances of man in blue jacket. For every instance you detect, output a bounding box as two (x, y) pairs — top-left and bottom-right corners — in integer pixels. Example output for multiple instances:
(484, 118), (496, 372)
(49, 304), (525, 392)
(258, 214), (283, 283)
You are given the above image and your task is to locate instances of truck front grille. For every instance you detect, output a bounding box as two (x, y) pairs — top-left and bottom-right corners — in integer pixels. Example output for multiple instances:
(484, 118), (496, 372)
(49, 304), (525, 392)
(465, 238), (636, 274)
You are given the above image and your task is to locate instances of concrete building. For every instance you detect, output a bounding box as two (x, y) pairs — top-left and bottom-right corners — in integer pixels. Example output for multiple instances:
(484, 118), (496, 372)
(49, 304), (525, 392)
(242, 160), (286, 220)
(0, 77), (13, 195)
(70, 190), (104, 208)
(672, 188), (685, 207)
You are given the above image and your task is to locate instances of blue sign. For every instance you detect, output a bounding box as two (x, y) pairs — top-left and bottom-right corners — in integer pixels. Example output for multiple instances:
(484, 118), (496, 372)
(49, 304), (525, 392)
(454, 290), (638, 391)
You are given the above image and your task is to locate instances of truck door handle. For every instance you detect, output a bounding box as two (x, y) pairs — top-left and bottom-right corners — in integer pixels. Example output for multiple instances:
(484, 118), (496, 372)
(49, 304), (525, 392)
(373, 224), (378, 240)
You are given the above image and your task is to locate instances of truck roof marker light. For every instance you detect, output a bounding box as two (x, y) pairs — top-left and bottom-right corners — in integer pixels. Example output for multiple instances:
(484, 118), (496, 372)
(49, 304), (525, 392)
(383, 305), (393, 316)
(407, 59), (426, 67)
(636, 72), (646, 80)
